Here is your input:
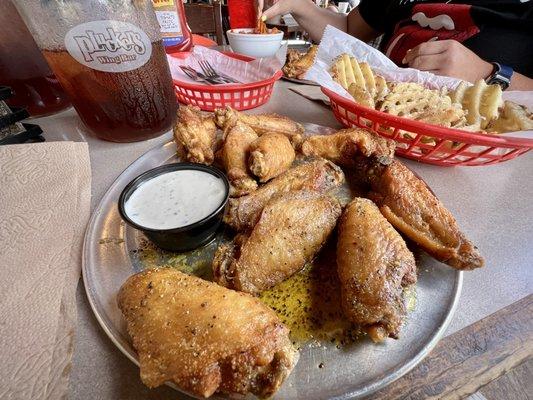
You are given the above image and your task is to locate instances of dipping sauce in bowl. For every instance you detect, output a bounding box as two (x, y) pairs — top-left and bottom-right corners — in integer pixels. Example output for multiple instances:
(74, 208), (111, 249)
(118, 163), (229, 252)
(124, 170), (227, 230)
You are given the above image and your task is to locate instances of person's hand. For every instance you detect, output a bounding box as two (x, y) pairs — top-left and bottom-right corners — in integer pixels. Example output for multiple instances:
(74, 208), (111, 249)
(402, 39), (493, 83)
(261, 0), (299, 21)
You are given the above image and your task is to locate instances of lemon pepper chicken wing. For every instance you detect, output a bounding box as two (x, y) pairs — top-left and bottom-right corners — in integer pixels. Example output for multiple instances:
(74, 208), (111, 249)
(173, 105), (217, 164)
(282, 45), (318, 79)
(301, 128), (396, 167)
(249, 132), (296, 182)
(337, 198), (416, 342)
(214, 190), (341, 294)
(219, 121), (258, 197)
(363, 160), (484, 270)
(118, 268), (298, 398)
(224, 159), (345, 231)
(215, 106), (304, 147)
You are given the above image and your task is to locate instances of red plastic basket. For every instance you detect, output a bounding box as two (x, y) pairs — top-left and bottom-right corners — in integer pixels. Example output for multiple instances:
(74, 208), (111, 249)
(322, 87), (533, 166)
(172, 52), (282, 111)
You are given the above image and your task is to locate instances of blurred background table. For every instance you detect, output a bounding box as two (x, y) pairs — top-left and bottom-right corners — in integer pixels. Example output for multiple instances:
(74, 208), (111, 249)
(31, 80), (532, 400)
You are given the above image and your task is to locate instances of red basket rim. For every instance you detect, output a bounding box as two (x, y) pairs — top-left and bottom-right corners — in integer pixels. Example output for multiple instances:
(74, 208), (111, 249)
(171, 51), (283, 92)
(321, 86), (533, 149)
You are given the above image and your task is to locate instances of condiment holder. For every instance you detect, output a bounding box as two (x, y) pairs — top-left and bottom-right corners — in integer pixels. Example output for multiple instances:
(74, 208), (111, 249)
(118, 163), (230, 252)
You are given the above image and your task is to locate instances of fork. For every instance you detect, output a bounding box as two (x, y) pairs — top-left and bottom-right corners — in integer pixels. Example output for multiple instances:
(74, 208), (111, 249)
(198, 60), (241, 84)
(179, 66), (221, 85)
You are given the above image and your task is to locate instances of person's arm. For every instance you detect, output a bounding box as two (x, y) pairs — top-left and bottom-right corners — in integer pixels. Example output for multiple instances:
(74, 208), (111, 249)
(259, 0), (380, 43)
(403, 39), (533, 91)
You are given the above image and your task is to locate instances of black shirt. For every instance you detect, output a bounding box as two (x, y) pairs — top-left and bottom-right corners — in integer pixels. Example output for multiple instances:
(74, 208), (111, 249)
(358, 0), (533, 76)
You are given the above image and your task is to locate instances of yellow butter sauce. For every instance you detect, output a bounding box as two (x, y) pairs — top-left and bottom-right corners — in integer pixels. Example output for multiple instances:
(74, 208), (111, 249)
(259, 241), (363, 349)
(133, 237), (217, 280)
(133, 235), (416, 349)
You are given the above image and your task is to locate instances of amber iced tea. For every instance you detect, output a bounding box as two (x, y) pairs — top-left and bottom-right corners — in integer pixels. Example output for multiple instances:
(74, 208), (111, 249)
(14, 0), (178, 142)
(0, 1), (70, 117)
(42, 41), (176, 142)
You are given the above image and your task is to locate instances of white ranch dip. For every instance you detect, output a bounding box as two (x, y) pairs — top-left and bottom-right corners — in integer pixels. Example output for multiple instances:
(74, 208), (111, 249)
(124, 170), (226, 230)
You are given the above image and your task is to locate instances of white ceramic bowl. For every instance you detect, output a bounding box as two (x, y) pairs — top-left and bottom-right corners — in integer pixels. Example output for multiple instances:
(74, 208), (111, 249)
(227, 28), (284, 58)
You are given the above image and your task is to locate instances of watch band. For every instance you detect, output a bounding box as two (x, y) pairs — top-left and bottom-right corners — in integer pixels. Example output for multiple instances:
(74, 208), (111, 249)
(486, 62), (513, 90)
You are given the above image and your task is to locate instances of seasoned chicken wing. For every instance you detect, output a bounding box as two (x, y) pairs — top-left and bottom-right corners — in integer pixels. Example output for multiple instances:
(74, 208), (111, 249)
(225, 159), (345, 231)
(220, 121), (258, 197)
(301, 128), (395, 167)
(282, 45), (318, 79)
(214, 190), (341, 294)
(118, 268), (298, 399)
(215, 107), (304, 147)
(249, 132), (295, 182)
(363, 160), (484, 270)
(173, 105), (217, 164)
(337, 198), (416, 342)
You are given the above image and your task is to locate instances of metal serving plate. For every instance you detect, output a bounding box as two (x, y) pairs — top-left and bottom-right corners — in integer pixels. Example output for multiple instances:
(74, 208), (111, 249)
(82, 123), (462, 400)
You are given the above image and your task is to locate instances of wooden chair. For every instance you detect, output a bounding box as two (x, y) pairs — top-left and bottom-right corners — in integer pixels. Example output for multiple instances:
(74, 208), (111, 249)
(184, 1), (224, 45)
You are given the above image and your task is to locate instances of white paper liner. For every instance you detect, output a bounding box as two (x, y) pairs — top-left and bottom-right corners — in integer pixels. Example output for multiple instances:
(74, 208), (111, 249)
(304, 25), (533, 145)
(167, 44), (286, 85)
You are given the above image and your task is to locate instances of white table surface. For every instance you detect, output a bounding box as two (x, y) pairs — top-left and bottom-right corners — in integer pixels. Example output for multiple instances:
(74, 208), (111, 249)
(31, 80), (533, 399)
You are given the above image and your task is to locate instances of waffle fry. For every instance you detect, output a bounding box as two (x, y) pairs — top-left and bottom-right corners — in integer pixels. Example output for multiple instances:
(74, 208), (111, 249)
(359, 62), (376, 96)
(449, 81), (468, 104)
(488, 101), (533, 133)
(342, 54), (356, 87)
(331, 56), (348, 89)
(331, 54), (531, 136)
(348, 83), (375, 108)
(479, 84), (502, 128)
(451, 79), (503, 130)
(374, 75), (389, 102)
(331, 53), (386, 108)
(379, 82), (465, 127)
(349, 56), (366, 88)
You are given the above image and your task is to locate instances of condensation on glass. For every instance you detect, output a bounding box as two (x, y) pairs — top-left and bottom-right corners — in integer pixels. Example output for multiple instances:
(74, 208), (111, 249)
(14, 0), (178, 142)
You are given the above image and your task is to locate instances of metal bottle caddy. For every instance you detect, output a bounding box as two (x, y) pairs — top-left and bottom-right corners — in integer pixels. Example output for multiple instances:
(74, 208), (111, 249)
(0, 86), (44, 145)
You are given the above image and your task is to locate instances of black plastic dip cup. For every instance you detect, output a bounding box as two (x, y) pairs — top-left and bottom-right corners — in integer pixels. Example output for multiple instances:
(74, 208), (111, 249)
(118, 163), (230, 252)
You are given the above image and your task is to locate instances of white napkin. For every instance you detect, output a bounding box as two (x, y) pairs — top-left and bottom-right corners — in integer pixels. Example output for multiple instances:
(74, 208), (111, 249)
(167, 45), (286, 85)
(0, 142), (91, 399)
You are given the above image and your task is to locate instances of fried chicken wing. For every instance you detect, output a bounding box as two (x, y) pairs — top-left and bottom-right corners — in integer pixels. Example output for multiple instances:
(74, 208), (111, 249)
(220, 121), (258, 197)
(225, 159), (345, 231)
(337, 198), (416, 342)
(249, 132), (296, 182)
(364, 160), (484, 270)
(301, 128), (395, 167)
(282, 45), (318, 79)
(214, 190), (341, 294)
(215, 107), (304, 147)
(173, 105), (217, 164)
(118, 268), (298, 398)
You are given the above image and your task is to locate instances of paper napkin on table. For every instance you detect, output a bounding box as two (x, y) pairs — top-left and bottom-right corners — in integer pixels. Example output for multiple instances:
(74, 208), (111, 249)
(0, 142), (91, 399)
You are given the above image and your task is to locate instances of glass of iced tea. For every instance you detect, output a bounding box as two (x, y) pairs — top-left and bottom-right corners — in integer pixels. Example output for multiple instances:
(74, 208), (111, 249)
(14, 0), (178, 142)
(0, 1), (70, 118)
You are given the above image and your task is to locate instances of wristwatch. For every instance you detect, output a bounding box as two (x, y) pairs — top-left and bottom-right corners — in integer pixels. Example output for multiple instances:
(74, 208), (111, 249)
(486, 62), (513, 90)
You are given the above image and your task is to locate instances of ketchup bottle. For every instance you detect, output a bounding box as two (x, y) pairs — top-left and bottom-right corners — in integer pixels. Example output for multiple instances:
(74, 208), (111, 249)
(151, 0), (193, 53)
(227, 0), (256, 29)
